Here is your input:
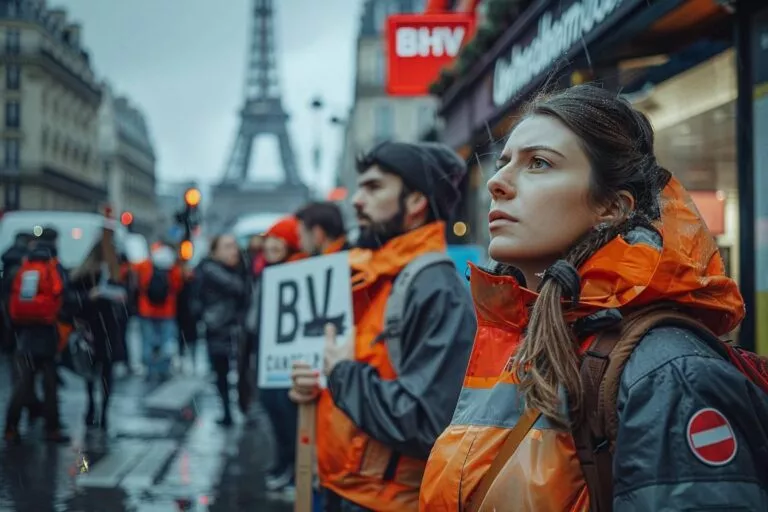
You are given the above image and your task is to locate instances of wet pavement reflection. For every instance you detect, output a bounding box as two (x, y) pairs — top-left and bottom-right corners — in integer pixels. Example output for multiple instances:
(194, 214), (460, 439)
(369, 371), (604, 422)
(0, 355), (294, 511)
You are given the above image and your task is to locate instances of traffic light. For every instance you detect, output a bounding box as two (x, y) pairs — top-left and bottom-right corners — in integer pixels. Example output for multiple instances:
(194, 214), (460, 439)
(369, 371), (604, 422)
(174, 187), (202, 253)
(179, 239), (194, 261)
(184, 188), (201, 208)
(120, 211), (134, 227)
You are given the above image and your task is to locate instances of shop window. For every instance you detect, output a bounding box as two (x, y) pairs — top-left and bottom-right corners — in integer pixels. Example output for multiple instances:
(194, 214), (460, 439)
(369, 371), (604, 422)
(4, 139), (19, 169)
(5, 101), (20, 128)
(6, 65), (20, 90)
(374, 104), (394, 142)
(6, 29), (20, 54)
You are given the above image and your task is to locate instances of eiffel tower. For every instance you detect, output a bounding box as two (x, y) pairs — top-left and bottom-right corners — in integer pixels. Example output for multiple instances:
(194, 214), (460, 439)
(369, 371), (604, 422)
(209, 0), (310, 232)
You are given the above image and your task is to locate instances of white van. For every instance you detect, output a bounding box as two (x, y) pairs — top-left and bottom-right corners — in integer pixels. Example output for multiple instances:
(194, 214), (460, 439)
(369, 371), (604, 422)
(0, 211), (128, 271)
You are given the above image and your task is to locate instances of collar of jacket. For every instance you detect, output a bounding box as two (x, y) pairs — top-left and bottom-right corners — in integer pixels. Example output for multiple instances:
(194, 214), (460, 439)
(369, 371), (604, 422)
(349, 221), (447, 292)
(322, 237), (348, 255)
(469, 177), (744, 337)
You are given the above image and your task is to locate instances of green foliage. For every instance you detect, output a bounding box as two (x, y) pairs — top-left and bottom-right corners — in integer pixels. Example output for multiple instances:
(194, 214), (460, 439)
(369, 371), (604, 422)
(428, 0), (535, 98)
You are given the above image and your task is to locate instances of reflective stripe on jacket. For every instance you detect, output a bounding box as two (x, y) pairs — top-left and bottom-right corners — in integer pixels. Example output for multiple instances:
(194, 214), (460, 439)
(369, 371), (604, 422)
(420, 178), (758, 511)
(318, 221), (476, 511)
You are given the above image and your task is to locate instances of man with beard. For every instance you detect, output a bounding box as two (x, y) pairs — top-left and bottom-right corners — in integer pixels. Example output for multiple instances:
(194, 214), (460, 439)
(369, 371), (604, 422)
(295, 201), (349, 256)
(289, 141), (477, 511)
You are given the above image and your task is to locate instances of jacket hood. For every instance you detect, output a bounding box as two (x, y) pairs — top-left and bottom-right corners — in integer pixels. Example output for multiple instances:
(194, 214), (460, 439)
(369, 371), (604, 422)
(471, 177), (744, 336)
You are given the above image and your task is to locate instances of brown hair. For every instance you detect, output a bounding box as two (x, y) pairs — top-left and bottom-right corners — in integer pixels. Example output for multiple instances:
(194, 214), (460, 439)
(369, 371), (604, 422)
(511, 85), (671, 425)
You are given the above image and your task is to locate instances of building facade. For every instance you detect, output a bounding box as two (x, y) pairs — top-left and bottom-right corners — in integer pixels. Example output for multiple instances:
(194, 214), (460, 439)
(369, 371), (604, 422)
(432, 0), (767, 352)
(99, 84), (158, 238)
(0, 0), (105, 212)
(337, 0), (433, 200)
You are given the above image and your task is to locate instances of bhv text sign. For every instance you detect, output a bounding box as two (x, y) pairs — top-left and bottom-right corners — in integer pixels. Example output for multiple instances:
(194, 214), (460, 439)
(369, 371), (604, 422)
(386, 13), (475, 96)
(258, 252), (352, 389)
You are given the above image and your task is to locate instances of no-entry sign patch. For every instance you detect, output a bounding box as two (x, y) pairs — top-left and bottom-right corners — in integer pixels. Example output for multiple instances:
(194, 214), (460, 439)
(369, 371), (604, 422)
(686, 408), (737, 466)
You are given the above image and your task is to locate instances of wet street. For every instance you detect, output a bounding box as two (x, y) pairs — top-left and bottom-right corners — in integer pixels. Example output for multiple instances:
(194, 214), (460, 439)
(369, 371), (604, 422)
(0, 346), (294, 511)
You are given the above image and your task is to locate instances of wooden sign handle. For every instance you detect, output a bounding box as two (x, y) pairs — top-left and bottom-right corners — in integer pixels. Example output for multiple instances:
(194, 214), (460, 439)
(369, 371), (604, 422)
(294, 401), (317, 512)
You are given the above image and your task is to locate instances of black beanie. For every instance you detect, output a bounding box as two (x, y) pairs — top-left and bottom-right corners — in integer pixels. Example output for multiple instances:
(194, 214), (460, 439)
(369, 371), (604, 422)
(359, 141), (467, 220)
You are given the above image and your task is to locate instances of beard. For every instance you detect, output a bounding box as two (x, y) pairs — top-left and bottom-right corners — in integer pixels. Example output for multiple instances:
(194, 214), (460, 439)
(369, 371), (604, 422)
(355, 206), (406, 250)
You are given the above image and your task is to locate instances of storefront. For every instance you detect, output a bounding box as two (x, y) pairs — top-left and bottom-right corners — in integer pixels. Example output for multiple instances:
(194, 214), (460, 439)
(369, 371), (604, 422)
(437, 0), (767, 352)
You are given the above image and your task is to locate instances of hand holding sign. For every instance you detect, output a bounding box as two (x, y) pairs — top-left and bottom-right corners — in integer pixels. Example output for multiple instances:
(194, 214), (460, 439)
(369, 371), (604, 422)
(323, 322), (354, 377)
(289, 362), (320, 405)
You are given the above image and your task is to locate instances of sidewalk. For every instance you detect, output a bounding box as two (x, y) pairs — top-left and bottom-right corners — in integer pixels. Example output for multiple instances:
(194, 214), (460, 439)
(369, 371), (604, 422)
(0, 356), (290, 511)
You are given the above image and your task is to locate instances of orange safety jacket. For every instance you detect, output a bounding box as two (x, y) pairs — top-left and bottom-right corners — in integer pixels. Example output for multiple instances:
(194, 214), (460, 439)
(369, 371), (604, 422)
(316, 222), (449, 511)
(420, 178), (747, 511)
(132, 260), (183, 319)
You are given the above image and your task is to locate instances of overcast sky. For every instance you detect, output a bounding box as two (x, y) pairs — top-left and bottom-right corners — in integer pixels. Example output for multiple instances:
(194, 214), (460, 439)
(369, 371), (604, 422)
(55, 0), (363, 194)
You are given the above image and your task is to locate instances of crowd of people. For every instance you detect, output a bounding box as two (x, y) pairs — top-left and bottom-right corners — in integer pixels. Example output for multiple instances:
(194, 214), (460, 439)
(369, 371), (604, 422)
(1, 85), (767, 511)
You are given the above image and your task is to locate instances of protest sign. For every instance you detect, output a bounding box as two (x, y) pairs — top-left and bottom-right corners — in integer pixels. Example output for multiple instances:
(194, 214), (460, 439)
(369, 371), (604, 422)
(258, 252), (352, 389)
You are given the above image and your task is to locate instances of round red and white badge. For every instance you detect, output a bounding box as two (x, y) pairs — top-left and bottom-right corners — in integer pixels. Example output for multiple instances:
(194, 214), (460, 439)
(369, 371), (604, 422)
(686, 408), (737, 466)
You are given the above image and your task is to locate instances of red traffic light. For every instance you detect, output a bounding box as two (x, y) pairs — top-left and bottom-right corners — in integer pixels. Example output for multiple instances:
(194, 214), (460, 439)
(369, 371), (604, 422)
(120, 211), (134, 225)
(184, 188), (201, 207)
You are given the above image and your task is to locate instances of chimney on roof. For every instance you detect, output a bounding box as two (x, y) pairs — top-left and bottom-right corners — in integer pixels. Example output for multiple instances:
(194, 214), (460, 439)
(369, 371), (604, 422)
(65, 23), (81, 47)
(48, 8), (66, 31)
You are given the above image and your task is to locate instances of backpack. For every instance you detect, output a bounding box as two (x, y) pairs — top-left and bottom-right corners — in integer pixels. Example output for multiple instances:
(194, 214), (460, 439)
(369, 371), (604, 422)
(146, 266), (170, 306)
(8, 257), (64, 325)
(381, 252), (455, 372)
(573, 305), (768, 511)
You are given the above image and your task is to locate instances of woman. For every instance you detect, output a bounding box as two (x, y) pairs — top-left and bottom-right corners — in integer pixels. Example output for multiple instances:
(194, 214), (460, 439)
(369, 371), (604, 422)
(258, 216), (304, 494)
(198, 234), (248, 426)
(420, 85), (768, 511)
(67, 242), (127, 431)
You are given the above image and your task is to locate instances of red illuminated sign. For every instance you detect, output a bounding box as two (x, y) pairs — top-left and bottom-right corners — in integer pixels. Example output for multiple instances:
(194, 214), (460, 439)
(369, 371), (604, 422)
(386, 14), (475, 97)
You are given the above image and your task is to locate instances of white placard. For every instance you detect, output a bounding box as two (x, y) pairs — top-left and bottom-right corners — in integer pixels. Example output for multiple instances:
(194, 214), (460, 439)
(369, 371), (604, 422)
(257, 252), (353, 389)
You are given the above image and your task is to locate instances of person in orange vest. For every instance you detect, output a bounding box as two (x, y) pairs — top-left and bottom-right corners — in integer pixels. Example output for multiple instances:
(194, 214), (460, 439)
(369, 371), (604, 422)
(133, 242), (184, 380)
(419, 85), (768, 511)
(295, 201), (349, 256)
(289, 141), (477, 511)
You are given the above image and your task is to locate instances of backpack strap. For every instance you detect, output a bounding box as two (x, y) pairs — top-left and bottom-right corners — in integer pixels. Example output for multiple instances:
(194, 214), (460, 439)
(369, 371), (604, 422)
(381, 252), (454, 373)
(573, 305), (720, 512)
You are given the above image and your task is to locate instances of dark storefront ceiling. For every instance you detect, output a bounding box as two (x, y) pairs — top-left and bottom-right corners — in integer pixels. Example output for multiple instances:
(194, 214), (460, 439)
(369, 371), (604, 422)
(442, 0), (737, 154)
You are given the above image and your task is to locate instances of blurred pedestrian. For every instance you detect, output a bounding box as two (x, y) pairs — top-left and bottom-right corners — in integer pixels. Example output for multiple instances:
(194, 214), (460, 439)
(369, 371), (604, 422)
(259, 216), (304, 493)
(198, 234), (248, 426)
(133, 243), (184, 380)
(295, 201), (349, 256)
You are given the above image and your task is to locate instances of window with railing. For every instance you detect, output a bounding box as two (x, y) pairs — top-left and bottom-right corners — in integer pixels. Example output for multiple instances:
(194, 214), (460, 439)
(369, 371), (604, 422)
(6, 29), (21, 54)
(6, 64), (20, 90)
(4, 139), (20, 169)
(5, 101), (20, 128)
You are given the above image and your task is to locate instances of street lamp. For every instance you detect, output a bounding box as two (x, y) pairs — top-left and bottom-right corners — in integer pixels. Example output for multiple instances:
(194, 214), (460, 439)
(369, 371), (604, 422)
(310, 96), (324, 177)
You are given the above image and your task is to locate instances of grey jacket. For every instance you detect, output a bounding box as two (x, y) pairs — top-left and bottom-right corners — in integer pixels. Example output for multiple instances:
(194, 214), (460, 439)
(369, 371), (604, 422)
(615, 326), (768, 509)
(327, 263), (477, 460)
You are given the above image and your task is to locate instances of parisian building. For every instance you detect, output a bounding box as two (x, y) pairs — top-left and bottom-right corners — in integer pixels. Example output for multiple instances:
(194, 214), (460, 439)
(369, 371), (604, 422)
(336, 0), (432, 234)
(99, 83), (158, 238)
(0, 0), (105, 211)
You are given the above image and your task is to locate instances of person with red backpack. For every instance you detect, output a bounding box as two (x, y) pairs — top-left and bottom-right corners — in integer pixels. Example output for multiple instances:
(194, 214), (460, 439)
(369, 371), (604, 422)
(4, 227), (70, 444)
(420, 85), (768, 511)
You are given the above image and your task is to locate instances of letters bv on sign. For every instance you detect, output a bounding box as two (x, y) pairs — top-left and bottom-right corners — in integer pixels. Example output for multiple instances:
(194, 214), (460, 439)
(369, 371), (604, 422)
(493, 0), (624, 107)
(258, 252), (353, 389)
(386, 13), (475, 96)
